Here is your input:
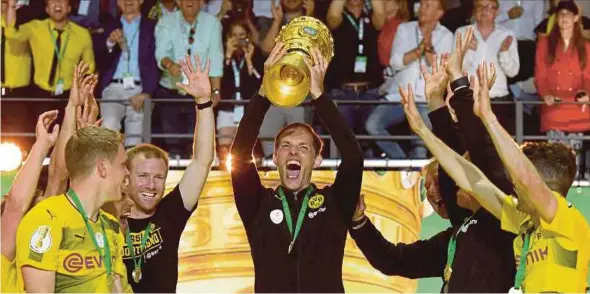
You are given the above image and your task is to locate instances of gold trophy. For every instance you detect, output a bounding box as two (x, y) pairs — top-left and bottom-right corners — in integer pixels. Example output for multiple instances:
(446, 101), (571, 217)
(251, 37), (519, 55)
(262, 16), (334, 108)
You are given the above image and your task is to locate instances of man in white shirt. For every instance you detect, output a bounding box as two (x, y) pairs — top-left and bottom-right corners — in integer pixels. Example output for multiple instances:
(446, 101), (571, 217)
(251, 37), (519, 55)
(366, 0), (453, 159)
(154, 0), (223, 157)
(456, 0), (519, 133)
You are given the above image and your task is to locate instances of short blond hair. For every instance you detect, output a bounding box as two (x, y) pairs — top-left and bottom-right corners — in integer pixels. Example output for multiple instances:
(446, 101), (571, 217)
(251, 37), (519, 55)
(126, 144), (170, 171)
(65, 126), (123, 180)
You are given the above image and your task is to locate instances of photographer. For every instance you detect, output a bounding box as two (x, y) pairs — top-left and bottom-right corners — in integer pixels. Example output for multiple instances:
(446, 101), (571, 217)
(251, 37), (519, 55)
(215, 0), (260, 44)
(217, 20), (264, 162)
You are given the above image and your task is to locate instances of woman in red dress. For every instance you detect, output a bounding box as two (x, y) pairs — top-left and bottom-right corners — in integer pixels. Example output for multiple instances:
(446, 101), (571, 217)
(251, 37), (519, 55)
(535, 0), (590, 178)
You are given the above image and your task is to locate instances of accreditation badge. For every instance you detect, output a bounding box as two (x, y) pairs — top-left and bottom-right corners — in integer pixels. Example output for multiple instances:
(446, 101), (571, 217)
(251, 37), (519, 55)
(122, 73), (136, 90)
(55, 78), (65, 96)
(354, 56), (367, 73)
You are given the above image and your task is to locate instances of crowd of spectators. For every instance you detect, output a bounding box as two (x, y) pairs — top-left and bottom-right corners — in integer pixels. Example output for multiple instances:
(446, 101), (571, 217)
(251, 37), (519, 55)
(1, 0), (590, 178)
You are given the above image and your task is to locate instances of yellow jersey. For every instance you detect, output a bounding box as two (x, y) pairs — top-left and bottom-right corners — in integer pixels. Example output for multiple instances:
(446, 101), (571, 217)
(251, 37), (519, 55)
(501, 192), (590, 293)
(15, 194), (131, 293)
(1, 253), (20, 293)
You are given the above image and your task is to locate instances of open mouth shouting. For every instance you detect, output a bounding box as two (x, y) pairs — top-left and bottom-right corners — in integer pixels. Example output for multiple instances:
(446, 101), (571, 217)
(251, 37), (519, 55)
(286, 160), (301, 180)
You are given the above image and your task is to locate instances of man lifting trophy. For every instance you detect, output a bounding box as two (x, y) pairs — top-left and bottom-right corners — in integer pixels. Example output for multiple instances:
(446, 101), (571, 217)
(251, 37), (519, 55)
(230, 16), (364, 292)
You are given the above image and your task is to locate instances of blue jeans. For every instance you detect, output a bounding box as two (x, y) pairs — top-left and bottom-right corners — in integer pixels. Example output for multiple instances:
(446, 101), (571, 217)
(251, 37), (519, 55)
(365, 102), (432, 159)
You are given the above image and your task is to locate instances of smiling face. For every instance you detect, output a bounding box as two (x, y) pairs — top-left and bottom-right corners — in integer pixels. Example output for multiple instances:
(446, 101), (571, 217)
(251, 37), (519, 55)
(127, 154), (168, 215)
(273, 126), (322, 192)
(45, 0), (71, 22)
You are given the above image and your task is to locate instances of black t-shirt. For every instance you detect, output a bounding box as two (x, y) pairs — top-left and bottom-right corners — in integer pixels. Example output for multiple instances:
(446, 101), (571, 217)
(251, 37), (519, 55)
(122, 186), (194, 293)
(326, 8), (383, 89)
(535, 16), (590, 34)
(218, 48), (265, 112)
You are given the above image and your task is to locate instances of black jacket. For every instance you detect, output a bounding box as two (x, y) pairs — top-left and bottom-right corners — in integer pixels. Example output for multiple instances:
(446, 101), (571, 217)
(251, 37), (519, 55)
(230, 93), (363, 292)
(350, 84), (516, 293)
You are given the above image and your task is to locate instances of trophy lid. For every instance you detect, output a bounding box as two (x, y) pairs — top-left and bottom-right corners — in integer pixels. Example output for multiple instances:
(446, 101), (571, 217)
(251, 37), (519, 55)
(275, 16), (334, 63)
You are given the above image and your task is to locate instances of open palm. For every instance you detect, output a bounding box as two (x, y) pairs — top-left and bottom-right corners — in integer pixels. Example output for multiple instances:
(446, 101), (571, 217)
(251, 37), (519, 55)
(421, 54), (449, 110)
(399, 84), (427, 133)
(176, 54), (212, 101)
(472, 62), (494, 119)
(447, 27), (473, 78)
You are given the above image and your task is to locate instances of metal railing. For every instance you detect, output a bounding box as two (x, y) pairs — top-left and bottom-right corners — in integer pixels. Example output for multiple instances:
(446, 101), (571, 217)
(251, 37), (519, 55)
(2, 97), (590, 160)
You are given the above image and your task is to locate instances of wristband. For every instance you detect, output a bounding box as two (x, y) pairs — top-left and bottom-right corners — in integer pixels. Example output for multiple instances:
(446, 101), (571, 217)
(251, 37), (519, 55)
(450, 76), (470, 92)
(196, 100), (213, 110)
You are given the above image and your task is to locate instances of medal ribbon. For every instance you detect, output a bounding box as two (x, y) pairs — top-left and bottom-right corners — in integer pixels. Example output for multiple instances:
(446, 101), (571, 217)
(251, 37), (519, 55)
(48, 23), (70, 81)
(125, 223), (152, 275)
(513, 232), (532, 290)
(231, 58), (245, 100)
(342, 10), (364, 54)
(67, 189), (113, 280)
(445, 214), (476, 281)
(278, 186), (314, 253)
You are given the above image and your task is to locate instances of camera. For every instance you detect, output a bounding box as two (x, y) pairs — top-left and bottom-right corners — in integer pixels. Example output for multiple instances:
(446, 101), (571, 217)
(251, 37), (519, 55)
(238, 38), (250, 48)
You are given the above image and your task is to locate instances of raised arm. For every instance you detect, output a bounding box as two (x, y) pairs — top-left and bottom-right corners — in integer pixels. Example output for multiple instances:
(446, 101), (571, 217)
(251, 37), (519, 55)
(349, 195), (449, 278)
(474, 62), (558, 223)
(370, 0), (386, 30)
(326, 0), (346, 30)
(1, 111), (59, 261)
(446, 29), (515, 195)
(399, 83), (507, 220)
(230, 44), (287, 226)
(45, 63), (97, 196)
(3, 0), (33, 42)
(420, 55), (471, 225)
(260, 1), (283, 54)
(175, 54), (216, 211)
(305, 49), (363, 225)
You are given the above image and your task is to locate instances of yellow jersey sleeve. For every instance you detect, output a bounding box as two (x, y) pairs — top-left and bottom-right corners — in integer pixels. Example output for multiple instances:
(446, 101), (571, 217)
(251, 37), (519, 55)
(3, 19), (34, 42)
(540, 193), (590, 240)
(501, 196), (529, 234)
(15, 206), (63, 272)
(1, 253), (19, 293)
